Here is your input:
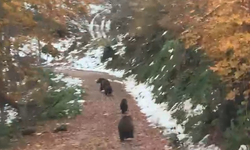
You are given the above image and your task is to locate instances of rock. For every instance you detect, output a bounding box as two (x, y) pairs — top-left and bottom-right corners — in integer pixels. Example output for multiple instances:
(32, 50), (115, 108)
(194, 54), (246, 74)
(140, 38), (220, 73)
(53, 124), (68, 133)
(21, 126), (36, 136)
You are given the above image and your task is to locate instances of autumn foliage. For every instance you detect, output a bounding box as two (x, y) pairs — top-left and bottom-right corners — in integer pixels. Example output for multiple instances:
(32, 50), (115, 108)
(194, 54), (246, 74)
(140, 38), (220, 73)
(167, 0), (250, 100)
(0, 0), (100, 123)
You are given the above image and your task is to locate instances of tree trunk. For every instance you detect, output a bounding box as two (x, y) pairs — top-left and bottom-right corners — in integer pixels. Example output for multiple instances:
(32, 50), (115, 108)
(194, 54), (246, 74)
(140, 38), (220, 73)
(0, 106), (6, 125)
(18, 103), (28, 127)
(37, 39), (41, 65)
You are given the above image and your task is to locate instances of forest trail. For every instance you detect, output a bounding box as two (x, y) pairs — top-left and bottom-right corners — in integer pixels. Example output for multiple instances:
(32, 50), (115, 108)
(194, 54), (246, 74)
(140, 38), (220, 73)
(12, 69), (168, 150)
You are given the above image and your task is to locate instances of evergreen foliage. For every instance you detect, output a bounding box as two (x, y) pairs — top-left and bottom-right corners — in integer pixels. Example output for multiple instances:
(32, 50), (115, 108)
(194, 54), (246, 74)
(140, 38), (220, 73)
(37, 69), (84, 120)
(106, 34), (250, 149)
(0, 124), (12, 148)
(41, 86), (83, 120)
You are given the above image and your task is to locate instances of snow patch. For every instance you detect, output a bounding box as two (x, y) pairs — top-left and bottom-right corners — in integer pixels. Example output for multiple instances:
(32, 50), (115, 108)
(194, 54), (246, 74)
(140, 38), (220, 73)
(51, 73), (82, 87)
(89, 4), (107, 15)
(124, 77), (185, 138)
(65, 47), (125, 77)
(4, 106), (18, 124)
(61, 77), (82, 87)
(112, 80), (124, 84)
(68, 100), (85, 104)
(52, 37), (75, 52)
(183, 99), (204, 118)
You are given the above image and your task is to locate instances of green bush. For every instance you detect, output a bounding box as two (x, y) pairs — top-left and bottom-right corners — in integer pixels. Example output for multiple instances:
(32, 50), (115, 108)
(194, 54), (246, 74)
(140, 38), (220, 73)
(41, 86), (83, 120)
(0, 124), (11, 149)
(30, 68), (84, 120)
(0, 122), (20, 149)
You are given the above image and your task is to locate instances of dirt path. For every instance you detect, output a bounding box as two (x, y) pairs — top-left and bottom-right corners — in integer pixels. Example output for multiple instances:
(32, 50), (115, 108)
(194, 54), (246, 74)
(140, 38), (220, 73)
(12, 69), (168, 150)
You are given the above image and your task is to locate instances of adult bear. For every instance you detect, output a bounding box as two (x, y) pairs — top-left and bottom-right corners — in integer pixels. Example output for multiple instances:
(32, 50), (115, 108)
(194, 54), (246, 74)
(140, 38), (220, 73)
(118, 115), (134, 142)
(96, 78), (113, 96)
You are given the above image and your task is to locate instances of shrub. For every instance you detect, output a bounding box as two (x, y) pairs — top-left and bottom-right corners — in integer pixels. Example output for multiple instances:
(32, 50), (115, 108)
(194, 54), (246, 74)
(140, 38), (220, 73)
(0, 124), (11, 149)
(41, 86), (83, 119)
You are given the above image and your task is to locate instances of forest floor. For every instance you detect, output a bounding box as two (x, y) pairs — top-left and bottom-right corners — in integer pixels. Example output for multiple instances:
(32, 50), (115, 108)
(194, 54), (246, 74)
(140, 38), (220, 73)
(11, 69), (168, 150)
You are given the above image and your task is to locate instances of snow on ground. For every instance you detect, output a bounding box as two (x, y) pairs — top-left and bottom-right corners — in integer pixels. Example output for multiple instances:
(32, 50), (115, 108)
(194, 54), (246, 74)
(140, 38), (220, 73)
(13, 36), (76, 66)
(55, 46), (125, 77)
(88, 4), (109, 15)
(51, 73), (82, 87)
(52, 37), (75, 52)
(51, 73), (84, 96)
(111, 79), (124, 84)
(18, 38), (45, 56)
(67, 100), (85, 104)
(124, 77), (183, 135)
(182, 99), (204, 118)
(239, 145), (250, 150)
(69, 19), (88, 33)
(4, 106), (18, 124)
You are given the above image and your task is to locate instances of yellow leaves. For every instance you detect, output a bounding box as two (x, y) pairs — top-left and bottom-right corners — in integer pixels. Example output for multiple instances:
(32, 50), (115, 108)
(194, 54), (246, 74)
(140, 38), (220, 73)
(209, 66), (218, 72)
(228, 60), (238, 68)
(1, 1), (37, 30)
(234, 70), (244, 79)
(2, 0), (94, 29)
(180, 31), (201, 49)
(226, 90), (237, 100)
(218, 39), (234, 52)
(2, 3), (12, 11)
(232, 15), (244, 25)
(10, 0), (23, 11)
(243, 89), (250, 100)
(178, 1), (250, 99)
(239, 63), (249, 71)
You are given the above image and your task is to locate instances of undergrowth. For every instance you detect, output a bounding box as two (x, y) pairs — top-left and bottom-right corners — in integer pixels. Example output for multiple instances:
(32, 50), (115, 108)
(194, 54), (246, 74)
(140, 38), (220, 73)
(0, 68), (84, 149)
